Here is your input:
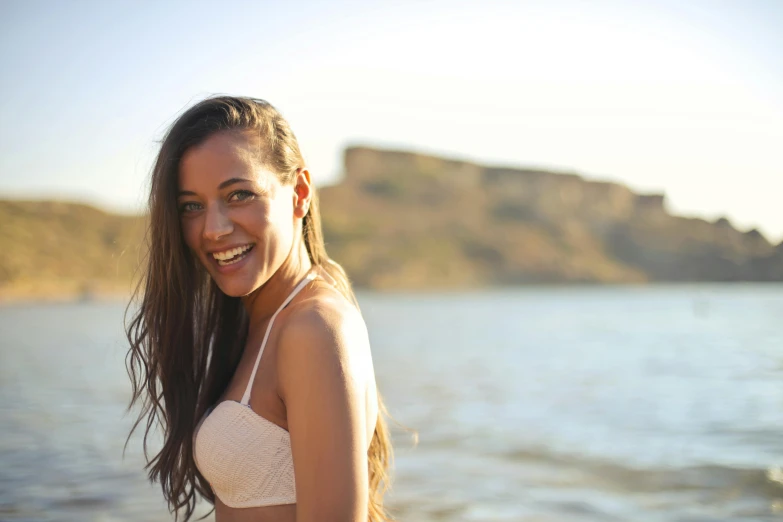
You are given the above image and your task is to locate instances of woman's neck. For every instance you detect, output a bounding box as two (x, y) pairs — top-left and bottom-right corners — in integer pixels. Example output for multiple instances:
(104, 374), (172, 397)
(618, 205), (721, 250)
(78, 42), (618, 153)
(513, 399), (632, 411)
(241, 240), (313, 329)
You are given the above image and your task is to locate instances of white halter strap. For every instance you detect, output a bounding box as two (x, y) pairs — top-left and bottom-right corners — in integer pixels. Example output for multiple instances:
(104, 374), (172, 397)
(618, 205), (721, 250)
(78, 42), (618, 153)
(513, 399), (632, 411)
(240, 270), (319, 405)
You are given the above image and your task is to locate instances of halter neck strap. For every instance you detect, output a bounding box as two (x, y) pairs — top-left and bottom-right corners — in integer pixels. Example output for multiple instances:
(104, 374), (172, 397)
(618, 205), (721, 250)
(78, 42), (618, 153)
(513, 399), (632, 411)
(240, 270), (319, 405)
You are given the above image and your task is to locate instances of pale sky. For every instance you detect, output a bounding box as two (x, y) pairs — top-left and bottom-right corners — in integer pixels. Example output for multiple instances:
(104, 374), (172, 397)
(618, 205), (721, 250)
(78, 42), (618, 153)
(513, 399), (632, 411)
(1, 0), (782, 240)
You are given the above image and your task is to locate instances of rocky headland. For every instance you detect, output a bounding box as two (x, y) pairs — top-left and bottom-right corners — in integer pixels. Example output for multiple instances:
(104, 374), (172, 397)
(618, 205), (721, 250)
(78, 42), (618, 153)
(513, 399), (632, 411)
(1, 146), (781, 298)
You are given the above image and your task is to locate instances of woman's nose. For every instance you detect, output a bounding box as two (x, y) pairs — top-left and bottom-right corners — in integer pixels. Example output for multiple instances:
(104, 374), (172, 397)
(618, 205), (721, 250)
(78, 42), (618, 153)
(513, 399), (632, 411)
(202, 203), (233, 241)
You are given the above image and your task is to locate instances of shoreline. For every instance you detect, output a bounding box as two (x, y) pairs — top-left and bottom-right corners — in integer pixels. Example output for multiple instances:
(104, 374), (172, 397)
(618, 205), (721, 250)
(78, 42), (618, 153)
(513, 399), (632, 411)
(0, 281), (135, 305)
(3, 281), (783, 305)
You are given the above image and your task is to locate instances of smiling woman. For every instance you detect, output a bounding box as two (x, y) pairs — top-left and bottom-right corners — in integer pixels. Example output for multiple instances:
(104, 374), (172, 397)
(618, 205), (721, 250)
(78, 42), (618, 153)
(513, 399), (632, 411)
(125, 96), (393, 522)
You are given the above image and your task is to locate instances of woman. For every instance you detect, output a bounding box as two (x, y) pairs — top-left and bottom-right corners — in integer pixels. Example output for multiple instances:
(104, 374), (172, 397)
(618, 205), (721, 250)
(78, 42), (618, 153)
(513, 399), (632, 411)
(125, 96), (392, 522)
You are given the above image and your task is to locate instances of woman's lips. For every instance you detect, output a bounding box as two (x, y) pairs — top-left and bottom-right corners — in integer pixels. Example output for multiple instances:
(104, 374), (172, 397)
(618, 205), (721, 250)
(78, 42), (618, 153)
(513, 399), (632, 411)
(209, 244), (255, 274)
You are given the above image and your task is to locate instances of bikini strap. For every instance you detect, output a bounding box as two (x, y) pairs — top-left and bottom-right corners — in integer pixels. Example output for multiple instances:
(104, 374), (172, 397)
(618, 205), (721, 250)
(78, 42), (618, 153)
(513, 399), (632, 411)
(240, 269), (319, 405)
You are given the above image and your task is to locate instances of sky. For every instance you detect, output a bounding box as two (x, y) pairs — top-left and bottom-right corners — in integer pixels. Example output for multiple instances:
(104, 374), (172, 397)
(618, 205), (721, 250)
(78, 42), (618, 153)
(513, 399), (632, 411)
(1, 0), (782, 240)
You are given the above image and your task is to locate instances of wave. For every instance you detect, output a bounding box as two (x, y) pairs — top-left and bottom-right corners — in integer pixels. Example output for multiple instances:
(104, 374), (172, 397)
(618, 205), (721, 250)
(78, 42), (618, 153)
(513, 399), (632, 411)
(499, 447), (783, 500)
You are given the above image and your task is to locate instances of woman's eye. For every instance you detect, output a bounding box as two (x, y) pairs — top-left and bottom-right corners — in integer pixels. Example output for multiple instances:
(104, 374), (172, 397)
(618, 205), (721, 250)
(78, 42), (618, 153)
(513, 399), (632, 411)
(229, 190), (255, 202)
(179, 202), (201, 213)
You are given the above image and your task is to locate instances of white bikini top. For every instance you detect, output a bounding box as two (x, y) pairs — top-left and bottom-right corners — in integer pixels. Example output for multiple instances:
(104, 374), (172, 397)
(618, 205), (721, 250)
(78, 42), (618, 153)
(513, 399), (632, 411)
(193, 270), (318, 508)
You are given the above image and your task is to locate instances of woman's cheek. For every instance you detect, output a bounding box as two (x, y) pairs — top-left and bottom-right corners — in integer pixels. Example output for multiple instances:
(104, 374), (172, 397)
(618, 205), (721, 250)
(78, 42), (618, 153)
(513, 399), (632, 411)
(180, 221), (202, 259)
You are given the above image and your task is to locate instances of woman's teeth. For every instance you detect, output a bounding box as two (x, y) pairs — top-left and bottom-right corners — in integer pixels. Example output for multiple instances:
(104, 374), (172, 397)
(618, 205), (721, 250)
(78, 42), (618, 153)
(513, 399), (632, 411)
(212, 244), (254, 266)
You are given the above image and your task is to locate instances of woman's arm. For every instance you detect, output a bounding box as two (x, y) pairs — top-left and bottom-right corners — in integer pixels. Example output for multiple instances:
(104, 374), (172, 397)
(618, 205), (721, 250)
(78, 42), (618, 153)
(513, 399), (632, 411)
(277, 299), (373, 522)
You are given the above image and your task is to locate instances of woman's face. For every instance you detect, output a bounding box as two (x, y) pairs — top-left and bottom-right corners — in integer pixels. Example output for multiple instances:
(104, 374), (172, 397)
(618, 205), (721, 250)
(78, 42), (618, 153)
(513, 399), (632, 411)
(177, 130), (308, 297)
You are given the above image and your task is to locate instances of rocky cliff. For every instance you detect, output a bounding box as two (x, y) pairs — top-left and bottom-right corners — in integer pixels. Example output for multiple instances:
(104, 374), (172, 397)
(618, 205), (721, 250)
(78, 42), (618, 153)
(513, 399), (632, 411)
(1, 146), (781, 298)
(319, 146), (783, 288)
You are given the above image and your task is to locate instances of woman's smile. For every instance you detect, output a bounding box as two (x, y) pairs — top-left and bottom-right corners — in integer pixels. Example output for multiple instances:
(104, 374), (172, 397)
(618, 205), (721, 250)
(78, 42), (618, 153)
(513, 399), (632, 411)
(207, 242), (257, 273)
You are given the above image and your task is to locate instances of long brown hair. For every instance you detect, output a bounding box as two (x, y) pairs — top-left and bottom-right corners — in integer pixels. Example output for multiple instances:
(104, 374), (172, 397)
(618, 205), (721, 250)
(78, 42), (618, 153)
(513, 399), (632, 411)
(125, 96), (393, 521)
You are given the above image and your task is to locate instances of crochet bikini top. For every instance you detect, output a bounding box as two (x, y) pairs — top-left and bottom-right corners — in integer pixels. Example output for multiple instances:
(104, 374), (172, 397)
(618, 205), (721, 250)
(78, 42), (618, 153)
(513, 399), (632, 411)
(193, 270), (318, 508)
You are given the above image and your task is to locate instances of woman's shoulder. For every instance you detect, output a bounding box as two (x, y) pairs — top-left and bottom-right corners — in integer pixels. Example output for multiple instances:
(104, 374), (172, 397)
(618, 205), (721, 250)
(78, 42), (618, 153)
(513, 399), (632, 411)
(275, 281), (373, 404)
(277, 280), (370, 369)
(287, 277), (366, 334)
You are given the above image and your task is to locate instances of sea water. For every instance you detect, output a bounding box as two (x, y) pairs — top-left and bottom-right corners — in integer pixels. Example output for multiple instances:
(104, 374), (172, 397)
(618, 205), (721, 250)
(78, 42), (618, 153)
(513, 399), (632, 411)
(2, 284), (782, 521)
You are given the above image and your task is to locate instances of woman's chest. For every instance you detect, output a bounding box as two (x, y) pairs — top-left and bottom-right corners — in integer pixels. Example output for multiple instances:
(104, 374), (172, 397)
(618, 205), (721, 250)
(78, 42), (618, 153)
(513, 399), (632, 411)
(219, 332), (289, 429)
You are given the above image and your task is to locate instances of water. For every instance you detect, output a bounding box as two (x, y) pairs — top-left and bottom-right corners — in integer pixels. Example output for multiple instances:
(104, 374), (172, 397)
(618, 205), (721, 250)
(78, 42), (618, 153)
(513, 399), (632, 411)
(2, 285), (783, 521)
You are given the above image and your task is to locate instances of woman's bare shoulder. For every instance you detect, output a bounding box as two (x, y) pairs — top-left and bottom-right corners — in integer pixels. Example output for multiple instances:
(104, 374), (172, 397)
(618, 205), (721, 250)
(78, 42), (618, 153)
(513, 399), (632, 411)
(284, 281), (368, 343)
(276, 282), (372, 389)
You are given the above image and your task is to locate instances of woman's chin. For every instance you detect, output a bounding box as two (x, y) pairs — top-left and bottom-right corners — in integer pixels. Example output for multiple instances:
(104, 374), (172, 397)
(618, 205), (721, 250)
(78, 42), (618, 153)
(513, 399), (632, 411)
(209, 273), (258, 298)
(214, 280), (255, 297)
(203, 253), (262, 297)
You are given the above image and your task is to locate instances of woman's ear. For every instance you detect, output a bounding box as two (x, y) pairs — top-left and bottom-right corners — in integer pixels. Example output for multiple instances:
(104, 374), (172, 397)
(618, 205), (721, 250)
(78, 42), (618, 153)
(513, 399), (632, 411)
(293, 168), (313, 219)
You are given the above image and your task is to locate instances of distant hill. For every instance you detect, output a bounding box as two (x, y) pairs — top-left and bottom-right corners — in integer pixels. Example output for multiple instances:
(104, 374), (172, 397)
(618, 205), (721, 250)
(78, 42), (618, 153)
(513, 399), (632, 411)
(1, 146), (781, 299)
(318, 147), (783, 288)
(0, 200), (146, 300)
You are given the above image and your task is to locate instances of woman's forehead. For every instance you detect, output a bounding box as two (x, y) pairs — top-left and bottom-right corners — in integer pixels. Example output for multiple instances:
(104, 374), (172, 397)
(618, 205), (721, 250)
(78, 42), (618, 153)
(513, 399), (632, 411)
(178, 131), (275, 190)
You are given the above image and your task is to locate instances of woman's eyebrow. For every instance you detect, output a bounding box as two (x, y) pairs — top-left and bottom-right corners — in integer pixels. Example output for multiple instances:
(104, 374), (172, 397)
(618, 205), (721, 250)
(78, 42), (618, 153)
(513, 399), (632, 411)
(178, 177), (252, 197)
(217, 177), (252, 190)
